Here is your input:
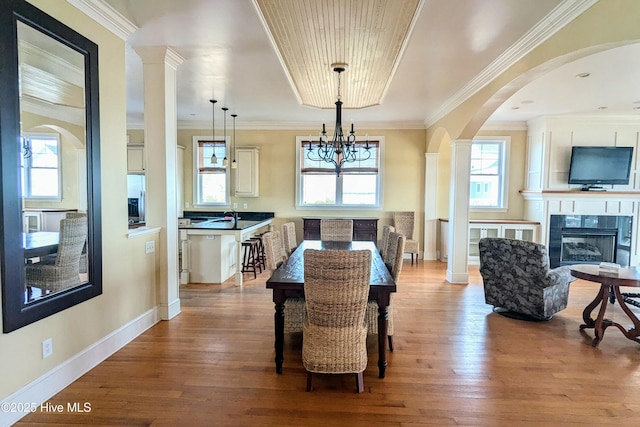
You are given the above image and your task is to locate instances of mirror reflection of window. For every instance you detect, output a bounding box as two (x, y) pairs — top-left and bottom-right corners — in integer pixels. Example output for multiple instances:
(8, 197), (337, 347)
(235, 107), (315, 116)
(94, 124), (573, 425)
(17, 21), (89, 304)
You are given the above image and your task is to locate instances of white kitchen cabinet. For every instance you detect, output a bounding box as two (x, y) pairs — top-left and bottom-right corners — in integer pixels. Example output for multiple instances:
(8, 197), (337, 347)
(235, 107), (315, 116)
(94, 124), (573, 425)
(127, 144), (145, 173)
(439, 219), (539, 264)
(234, 147), (259, 197)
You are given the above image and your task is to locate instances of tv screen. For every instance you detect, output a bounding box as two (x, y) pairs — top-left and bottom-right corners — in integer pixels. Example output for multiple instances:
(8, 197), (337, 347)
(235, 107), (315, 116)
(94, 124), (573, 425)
(568, 146), (634, 186)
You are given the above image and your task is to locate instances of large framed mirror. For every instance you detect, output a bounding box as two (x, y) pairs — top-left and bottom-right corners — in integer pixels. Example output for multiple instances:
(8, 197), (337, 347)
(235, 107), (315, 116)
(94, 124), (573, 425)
(1, 0), (102, 332)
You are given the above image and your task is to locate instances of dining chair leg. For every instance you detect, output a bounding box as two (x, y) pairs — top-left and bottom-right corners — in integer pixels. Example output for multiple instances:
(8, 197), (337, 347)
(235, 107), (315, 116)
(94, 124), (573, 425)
(388, 335), (394, 352)
(355, 372), (364, 393)
(306, 372), (313, 392)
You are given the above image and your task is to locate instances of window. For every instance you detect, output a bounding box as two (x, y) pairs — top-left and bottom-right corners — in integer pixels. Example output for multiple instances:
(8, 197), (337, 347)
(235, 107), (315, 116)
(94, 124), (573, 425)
(296, 136), (382, 208)
(21, 133), (61, 199)
(193, 137), (229, 205)
(470, 137), (509, 210)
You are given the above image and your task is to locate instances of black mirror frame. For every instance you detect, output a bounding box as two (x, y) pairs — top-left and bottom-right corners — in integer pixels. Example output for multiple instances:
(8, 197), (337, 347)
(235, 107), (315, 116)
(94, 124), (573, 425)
(0, 0), (102, 333)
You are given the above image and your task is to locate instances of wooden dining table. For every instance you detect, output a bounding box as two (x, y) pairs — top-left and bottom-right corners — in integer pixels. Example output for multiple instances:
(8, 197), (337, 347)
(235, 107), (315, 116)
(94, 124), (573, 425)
(266, 240), (396, 379)
(23, 231), (59, 258)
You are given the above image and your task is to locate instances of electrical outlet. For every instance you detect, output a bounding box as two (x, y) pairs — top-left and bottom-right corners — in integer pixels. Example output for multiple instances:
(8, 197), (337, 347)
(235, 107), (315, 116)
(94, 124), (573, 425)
(243, 203), (248, 209)
(233, 203), (238, 209)
(42, 338), (53, 359)
(145, 241), (155, 254)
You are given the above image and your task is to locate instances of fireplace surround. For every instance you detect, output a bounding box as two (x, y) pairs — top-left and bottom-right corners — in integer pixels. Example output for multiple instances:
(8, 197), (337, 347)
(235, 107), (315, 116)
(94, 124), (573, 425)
(549, 215), (632, 268)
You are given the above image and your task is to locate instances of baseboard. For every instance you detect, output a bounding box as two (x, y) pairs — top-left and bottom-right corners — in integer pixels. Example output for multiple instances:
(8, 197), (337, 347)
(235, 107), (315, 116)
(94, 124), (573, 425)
(159, 297), (181, 320)
(0, 307), (159, 426)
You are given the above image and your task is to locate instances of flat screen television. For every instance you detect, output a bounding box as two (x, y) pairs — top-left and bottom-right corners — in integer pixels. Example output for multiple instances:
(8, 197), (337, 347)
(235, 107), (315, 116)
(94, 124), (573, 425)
(568, 146), (634, 189)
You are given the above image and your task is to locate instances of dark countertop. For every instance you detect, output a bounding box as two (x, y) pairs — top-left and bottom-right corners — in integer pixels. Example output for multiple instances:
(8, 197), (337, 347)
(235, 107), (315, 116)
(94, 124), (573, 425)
(182, 211), (274, 222)
(178, 218), (271, 231)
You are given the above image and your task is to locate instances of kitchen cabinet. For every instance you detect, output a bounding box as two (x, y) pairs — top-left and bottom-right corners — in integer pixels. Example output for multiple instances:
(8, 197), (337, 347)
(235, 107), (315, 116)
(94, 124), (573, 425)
(127, 144), (145, 173)
(235, 147), (259, 197)
(439, 219), (539, 264)
(303, 218), (378, 242)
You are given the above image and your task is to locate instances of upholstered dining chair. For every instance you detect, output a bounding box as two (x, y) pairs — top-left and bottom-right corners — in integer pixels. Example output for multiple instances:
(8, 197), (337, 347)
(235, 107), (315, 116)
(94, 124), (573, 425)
(263, 230), (305, 333)
(366, 231), (405, 351)
(281, 222), (297, 256)
(320, 219), (353, 242)
(379, 224), (395, 262)
(478, 237), (575, 321)
(25, 217), (88, 295)
(392, 211), (419, 264)
(302, 249), (371, 393)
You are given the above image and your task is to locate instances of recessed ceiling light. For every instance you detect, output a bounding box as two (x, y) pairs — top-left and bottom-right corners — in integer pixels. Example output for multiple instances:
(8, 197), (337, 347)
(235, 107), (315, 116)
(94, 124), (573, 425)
(597, 106), (607, 110)
(521, 100), (534, 104)
(576, 72), (590, 78)
(633, 100), (640, 105)
(511, 106), (520, 110)
(633, 106), (640, 110)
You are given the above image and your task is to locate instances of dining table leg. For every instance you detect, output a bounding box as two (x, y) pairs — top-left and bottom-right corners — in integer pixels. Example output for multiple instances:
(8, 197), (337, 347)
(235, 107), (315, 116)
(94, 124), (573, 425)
(377, 303), (389, 379)
(274, 300), (285, 374)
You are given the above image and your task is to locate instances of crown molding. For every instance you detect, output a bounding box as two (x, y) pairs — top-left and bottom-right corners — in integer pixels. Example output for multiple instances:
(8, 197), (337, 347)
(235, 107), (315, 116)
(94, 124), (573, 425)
(480, 120), (528, 131)
(66, 0), (138, 40)
(425, 0), (598, 127)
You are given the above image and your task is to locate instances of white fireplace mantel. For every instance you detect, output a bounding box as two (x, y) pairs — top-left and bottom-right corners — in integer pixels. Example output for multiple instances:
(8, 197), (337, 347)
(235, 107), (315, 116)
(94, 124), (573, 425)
(521, 190), (640, 266)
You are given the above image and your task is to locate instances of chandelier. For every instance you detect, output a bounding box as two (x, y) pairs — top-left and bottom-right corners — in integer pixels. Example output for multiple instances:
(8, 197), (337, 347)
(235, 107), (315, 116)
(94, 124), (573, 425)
(306, 63), (370, 176)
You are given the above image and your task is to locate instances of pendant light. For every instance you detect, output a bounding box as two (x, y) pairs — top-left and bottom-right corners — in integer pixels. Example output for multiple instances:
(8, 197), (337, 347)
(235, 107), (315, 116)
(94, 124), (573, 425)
(222, 107), (229, 167)
(231, 113), (237, 169)
(209, 99), (218, 165)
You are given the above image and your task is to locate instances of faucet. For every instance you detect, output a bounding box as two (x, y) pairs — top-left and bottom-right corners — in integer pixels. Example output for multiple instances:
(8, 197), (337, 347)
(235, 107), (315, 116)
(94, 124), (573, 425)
(223, 210), (239, 225)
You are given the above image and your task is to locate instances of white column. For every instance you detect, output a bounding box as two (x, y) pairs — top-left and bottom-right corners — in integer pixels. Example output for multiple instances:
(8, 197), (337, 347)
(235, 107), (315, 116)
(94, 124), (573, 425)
(446, 139), (472, 284)
(134, 46), (184, 320)
(423, 153), (439, 260)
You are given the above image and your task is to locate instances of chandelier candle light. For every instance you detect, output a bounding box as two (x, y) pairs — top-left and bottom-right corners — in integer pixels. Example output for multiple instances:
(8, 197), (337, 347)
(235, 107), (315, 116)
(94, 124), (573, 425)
(306, 63), (371, 176)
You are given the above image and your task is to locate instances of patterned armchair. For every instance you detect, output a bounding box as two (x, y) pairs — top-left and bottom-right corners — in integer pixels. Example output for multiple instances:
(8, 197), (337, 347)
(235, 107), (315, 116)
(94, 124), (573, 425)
(478, 237), (575, 320)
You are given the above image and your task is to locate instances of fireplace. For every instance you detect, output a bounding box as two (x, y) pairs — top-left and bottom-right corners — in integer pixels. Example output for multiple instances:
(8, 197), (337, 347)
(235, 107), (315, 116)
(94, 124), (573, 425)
(549, 215), (632, 268)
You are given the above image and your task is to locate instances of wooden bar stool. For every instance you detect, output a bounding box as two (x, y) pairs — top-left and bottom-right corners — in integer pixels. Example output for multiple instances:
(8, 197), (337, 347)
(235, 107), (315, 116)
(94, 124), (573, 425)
(250, 235), (266, 272)
(241, 240), (259, 278)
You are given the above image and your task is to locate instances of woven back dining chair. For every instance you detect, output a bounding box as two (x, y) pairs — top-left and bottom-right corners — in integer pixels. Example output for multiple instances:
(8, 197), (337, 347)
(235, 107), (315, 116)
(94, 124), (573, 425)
(320, 219), (353, 242)
(263, 230), (305, 333)
(366, 231), (405, 352)
(25, 217), (88, 295)
(65, 211), (88, 273)
(302, 249), (371, 393)
(281, 222), (297, 256)
(379, 224), (395, 262)
(393, 211), (419, 264)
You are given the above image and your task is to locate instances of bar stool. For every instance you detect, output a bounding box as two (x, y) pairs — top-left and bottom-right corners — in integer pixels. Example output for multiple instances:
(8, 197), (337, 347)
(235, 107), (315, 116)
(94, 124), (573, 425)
(241, 240), (260, 279)
(250, 235), (266, 272)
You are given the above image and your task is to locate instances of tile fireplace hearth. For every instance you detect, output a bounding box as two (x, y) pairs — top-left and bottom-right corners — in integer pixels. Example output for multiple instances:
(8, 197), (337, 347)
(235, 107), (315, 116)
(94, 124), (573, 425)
(549, 215), (632, 268)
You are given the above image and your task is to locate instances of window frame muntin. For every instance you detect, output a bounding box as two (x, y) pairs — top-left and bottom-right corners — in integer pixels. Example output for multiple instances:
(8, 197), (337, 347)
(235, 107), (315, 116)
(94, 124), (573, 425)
(295, 135), (384, 210)
(470, 136), (510, 212)
(192, 135), (230, 207)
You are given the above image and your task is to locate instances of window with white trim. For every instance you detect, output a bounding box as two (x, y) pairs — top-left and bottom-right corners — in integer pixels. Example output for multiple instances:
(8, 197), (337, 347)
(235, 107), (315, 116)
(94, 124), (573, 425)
(193, 136), (229, 206)
(470, 137), (509, 210)
(21, 133), (61, 199)
(296, 136), (382, 208)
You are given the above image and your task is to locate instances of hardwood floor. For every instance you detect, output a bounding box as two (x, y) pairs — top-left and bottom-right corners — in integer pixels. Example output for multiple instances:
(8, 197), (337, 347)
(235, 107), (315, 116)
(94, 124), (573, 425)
(18, 261), (640, 426)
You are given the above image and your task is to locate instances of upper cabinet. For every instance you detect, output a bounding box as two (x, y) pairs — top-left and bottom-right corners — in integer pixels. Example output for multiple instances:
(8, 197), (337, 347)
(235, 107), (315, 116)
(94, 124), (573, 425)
(235, 147), (259, 197)
(127, 144), (145, 173)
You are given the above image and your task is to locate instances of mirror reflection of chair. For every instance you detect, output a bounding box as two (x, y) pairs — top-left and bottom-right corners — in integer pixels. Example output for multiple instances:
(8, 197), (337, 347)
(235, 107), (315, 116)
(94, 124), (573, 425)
(25, 216), (88, 296)
(303, 249), (371, 393)
(366, 231), (405, 351)
(478, 237), (575, 321)
(263, 230), (305, 334)
(64, 212), (88, 274)
(281, 222), (298, 256)
(392, 211), (419, 264)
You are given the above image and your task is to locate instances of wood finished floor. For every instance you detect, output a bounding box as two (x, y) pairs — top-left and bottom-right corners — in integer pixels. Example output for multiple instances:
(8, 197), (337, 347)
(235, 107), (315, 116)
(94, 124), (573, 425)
(17, 261), (640, 426)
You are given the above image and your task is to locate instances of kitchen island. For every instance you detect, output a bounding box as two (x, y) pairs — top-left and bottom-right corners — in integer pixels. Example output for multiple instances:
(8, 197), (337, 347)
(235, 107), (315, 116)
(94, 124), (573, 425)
(178, 213), (273, 286)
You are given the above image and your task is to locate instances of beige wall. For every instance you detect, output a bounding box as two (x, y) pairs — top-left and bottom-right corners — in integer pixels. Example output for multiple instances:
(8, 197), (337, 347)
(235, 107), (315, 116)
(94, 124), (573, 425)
(177, 128), (426, 245)
(0, 0), (159, 400)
